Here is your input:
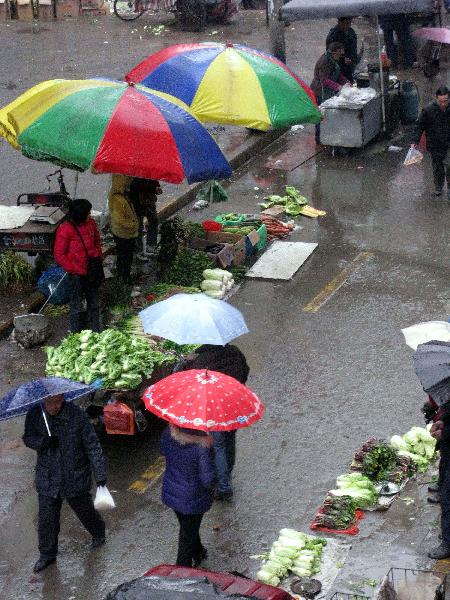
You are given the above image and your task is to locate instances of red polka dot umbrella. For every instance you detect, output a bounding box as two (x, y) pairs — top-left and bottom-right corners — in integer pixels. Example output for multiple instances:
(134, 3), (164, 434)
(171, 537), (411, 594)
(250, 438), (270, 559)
(142, 369), (264, 432)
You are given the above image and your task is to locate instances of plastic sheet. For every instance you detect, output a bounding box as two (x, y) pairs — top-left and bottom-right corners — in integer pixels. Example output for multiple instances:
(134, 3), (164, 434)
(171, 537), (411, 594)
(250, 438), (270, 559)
(37, 266), (72, 305)
(104, 575), (252, 600)
(310, 508), (365, 536)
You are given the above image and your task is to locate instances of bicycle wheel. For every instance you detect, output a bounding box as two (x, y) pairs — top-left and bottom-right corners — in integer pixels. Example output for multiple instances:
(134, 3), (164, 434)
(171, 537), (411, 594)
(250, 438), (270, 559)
(114, 0), (145, 20)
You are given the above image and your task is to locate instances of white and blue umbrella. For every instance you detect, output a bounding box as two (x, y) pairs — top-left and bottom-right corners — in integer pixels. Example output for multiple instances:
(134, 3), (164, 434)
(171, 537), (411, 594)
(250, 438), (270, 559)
(138, 293), (248, 346)
(0, 377), (99, 422)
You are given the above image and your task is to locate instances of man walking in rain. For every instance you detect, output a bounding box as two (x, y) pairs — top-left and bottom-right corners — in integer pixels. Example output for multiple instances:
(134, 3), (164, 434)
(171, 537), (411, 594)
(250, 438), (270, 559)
(23, 393), (107, 573)
(411, 86), (450, 198)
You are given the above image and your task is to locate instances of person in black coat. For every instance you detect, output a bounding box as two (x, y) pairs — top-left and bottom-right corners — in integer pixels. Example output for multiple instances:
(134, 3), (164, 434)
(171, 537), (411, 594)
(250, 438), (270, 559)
(23, 394), (107, 573)
(412, 86), (450, 197)
(326, 17), (358, 82)
(160, 425), (215, 567)
(174, 344), (250, 501)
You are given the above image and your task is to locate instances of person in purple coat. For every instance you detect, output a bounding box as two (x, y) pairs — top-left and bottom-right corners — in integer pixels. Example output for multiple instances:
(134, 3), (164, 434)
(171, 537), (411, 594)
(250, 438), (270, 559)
(160, 424), (215, 567)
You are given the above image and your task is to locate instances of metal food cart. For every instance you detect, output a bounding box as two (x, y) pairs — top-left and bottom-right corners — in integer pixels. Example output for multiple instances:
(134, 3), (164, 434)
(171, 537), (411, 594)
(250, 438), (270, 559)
(278, 0), (437, 147)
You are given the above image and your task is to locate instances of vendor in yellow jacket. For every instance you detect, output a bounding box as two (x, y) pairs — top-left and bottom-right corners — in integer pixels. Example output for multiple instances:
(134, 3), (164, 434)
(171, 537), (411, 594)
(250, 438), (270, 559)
(108, 175), (139, 284)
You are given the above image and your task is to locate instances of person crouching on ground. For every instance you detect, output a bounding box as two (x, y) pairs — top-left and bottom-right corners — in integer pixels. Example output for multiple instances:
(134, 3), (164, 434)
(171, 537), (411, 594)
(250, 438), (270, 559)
(160, 424), (215, 567)
(108, 174), (139, 284)
(23, 394), (107, 573)
(54, 198), (103, 333)
(411, 86), (450, 199)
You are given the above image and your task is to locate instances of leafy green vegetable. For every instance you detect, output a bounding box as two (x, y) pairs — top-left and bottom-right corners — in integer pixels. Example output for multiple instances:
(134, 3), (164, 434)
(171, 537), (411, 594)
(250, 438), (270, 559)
(161, 248), (214, 287)
(260, 186), (308, 216)
(0, 251), (33, 291)
(44, 328), (176, 389)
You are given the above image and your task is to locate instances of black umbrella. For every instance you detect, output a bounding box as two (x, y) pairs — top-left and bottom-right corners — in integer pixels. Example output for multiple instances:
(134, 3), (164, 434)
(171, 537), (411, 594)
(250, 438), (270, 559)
(414, 340), (450, 405)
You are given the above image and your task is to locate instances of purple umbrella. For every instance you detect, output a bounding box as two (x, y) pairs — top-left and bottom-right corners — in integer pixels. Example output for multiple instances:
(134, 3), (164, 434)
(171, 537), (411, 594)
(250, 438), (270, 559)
(413, 28), (450, 45)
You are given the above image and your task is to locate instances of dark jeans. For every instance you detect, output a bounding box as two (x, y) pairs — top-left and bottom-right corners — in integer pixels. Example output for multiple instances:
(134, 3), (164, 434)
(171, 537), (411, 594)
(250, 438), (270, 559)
(430, 151), (450, 192)
(212, 431), (236, 493)
(114, 236), (136, 283)
(136, 202), (158, 250)
(174, 511), (204, 567)
(38, 493), (105, 559)
(69, 274), (101, 333)
(382, 19), (416, 68)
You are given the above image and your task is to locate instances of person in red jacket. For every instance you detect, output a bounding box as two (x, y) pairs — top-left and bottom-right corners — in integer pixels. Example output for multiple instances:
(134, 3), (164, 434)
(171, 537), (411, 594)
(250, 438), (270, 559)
(54, 199), (103, 333)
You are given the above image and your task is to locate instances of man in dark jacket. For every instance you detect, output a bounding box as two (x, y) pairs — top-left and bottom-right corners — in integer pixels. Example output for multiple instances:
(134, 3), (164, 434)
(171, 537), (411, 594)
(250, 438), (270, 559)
(23, 394), (107, 573)
(412, 86), (450, 197)
(174, 344), (250, 501)
(326, 17), (358, 81)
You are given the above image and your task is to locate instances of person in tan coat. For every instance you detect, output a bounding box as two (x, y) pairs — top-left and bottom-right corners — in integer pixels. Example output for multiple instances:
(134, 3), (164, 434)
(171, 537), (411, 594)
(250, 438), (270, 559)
(108, 175), (139, 283)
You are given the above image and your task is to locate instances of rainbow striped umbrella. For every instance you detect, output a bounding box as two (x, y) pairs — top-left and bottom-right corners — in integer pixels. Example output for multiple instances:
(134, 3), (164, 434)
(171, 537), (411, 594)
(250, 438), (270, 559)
(126, 42), (321, 131)
(0, 78), (232, 184)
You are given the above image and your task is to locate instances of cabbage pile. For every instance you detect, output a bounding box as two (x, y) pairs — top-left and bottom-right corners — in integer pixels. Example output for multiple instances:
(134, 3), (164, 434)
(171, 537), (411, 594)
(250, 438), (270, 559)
(329, 473), (378, 507)
(390, 425), (437, 471)
(256, 528), (326, 586)
(45, 329), (176, 389)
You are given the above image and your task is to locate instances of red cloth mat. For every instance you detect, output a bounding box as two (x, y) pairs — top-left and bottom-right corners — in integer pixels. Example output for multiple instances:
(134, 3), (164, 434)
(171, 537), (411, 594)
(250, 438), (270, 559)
(310, 508), (365, 536)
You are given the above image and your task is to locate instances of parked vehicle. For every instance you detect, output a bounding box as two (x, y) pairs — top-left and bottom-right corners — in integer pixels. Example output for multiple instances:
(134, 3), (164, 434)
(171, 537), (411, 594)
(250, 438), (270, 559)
(113, 0), (238, 31)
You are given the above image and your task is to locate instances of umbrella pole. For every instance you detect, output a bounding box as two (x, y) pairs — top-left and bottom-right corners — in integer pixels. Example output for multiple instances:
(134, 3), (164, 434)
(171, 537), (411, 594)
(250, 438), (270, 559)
(377, 15), (387, 133)
(41, 404), (52, 436)
(73, 171), (79, 200)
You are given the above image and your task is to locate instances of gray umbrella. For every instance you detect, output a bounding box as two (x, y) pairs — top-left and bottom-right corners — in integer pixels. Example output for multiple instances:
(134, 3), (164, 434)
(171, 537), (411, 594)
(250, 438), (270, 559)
(414, 341), (450, 405)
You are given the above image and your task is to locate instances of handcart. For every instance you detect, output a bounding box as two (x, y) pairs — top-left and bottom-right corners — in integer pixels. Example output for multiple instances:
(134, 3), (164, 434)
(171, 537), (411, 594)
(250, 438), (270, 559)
(0, 170), (70, 255)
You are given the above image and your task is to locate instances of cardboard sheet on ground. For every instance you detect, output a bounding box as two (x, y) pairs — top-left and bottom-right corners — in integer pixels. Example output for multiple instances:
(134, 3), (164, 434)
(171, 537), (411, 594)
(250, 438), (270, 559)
(280, 538), (351, 599)
(0, 205), (34, 229)
(246, 241), (318, 280)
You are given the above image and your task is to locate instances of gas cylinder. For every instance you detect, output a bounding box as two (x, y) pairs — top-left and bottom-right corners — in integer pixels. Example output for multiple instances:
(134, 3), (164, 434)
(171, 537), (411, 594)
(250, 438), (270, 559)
(400, 80), (419, 124)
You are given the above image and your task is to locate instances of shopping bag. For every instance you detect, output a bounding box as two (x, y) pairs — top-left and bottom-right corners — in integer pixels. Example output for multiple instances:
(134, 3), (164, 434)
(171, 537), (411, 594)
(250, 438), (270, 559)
(94, 485), (116, 510)
(403, 147), (423, 166)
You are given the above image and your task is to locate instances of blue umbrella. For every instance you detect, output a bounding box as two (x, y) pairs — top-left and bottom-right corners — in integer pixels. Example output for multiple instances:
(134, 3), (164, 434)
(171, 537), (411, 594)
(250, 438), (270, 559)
(139, 293), (249, 345)
(0, 377), (99, 424)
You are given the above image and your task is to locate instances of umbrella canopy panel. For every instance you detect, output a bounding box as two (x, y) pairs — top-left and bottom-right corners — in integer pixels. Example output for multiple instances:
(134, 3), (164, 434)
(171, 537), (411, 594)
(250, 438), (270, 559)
(281, 0), (435, 21)
(413, 27), (450, 44)
(0, 377), (96, 421)
(126, 43), (321, 130)
(0, 79), (232, 184)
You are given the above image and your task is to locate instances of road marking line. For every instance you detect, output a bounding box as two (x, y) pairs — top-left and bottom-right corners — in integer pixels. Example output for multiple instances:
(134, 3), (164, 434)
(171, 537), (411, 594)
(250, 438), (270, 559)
(303, 251), (374, 313)
(128, 455), (165, 494)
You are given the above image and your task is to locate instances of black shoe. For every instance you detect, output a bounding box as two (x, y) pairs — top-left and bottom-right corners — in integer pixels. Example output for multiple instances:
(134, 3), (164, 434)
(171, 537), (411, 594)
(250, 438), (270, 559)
(33, 557), (56, 573)
(428, 484), (440, 493)
(434, 189), (443, 196)
(427, 495), (441, 504)
(91, 536), (106, 549)
(429, 542), (450, 559)
(193, 546), (208, 568)
(214, 490), (233, 501)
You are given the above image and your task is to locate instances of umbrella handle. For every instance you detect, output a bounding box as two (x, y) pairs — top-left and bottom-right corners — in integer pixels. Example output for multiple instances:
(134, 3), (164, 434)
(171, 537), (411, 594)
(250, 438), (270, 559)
(41, 405), (52, 436)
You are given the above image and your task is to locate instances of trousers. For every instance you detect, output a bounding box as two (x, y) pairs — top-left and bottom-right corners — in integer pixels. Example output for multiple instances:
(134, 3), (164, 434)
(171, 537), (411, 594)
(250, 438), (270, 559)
(136, 202), (158, 250)
(69, 274), (101, 333)
(212, 431), (236, 493)
(38, 493), (105, 559)
(113, 235), (136, 284)
(430, 151), (450, 192)
(174, 511), (204, 567)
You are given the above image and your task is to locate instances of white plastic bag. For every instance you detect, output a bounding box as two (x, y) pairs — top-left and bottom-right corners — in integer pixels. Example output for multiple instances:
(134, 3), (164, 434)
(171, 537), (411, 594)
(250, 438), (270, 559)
(404, 147), (423, 166)
(94, 485), (116, 510)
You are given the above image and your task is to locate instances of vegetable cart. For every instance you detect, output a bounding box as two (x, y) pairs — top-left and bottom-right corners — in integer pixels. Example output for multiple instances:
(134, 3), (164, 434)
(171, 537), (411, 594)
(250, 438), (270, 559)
(0, 170), (70, 255)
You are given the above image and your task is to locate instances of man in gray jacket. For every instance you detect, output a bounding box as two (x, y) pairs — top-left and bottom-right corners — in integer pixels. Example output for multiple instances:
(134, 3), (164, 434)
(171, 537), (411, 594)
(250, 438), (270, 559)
(23, 394), (107, 573)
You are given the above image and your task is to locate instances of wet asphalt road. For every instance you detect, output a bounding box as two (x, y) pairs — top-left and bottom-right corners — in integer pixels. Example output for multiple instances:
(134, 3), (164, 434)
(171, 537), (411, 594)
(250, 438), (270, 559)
(1, 10), (450, 600)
